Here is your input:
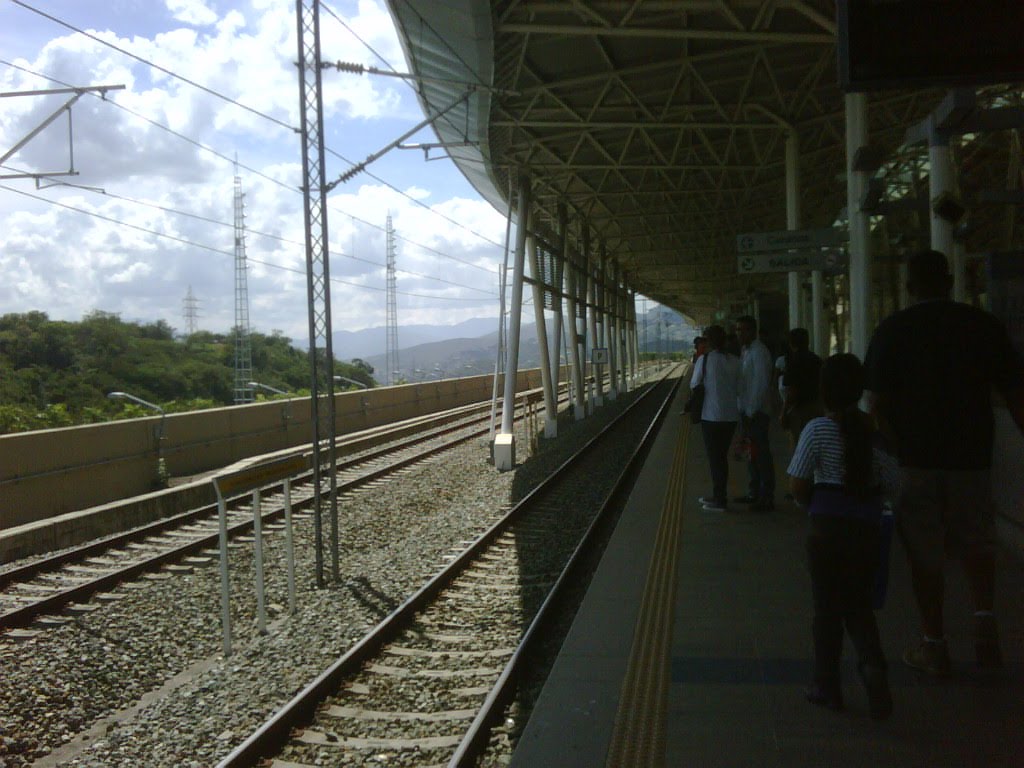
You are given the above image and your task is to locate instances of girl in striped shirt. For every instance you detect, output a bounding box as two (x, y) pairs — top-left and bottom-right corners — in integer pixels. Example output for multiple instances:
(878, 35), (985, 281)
(787, 353), (892, 720)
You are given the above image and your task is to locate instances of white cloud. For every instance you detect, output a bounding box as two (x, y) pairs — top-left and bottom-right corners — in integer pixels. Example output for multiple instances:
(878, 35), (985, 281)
(0, 1), (506, 345)
(166, 0), (218, 27)
(109, 261), (155, 283)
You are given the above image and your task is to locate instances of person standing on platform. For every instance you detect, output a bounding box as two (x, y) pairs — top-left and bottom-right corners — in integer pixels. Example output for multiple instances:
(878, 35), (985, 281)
(780, 327), (824, 449)
(691, 335), (707, 366)
(788, 353), (892, 720)
(694, 325), (741, 512)
(865, 250), (1024, 676)
(736, 315), (776, 511)
(774, 351), (787, 409)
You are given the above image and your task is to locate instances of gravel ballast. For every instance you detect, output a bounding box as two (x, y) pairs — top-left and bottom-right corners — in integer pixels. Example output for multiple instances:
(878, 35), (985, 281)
(0, 386), (656, 768)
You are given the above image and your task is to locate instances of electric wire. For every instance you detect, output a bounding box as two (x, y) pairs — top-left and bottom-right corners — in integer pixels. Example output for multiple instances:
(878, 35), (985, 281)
(318, 3), (503, 252)
(0, 161), (494, 296)
(0, 58), (499, 273)
(9, 0), (298, 134)
(320, 2), (394, 80)
(0, 183), (496, 302)
(2, 2), (505, 255)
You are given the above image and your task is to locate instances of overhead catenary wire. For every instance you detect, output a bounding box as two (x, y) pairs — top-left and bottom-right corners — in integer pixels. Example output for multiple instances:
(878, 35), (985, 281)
(1, 1), (506, 254)
(0, 58), (499, 274)
(0, 183), (496, 302)
(317, 2), (504, 251)
(0, 160), (495, 297)
(9, 0), (298, 134)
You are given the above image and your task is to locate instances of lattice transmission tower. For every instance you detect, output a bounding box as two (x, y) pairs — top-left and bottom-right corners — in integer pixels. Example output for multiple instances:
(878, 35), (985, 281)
(182, 285), (200, 337)
(385, 214), (399, 385)
(233, 163), (253, 404)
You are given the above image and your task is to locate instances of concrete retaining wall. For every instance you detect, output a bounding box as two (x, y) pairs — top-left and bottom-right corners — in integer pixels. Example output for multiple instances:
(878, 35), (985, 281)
(0, 370), (548, 532)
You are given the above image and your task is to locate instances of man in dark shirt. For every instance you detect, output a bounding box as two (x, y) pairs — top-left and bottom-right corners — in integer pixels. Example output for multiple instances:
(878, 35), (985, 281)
(780, 327), (823, 447)
(865, 250), (1024, 676)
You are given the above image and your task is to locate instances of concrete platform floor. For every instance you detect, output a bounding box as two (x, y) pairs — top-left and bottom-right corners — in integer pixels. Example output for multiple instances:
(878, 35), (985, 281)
(512, 384), (1024, 768)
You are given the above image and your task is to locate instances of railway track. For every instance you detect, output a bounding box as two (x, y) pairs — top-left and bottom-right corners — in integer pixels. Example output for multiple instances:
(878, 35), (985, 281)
(217, 369), (681, 768)
(0, 389), (568, 632)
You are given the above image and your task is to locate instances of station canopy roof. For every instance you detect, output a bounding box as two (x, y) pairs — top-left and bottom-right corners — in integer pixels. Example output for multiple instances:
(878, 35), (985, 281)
(385, 1), (1020, 324)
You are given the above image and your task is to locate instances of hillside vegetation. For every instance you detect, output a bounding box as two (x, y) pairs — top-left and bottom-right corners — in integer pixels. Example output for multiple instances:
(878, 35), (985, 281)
(0, 311), (375, 435)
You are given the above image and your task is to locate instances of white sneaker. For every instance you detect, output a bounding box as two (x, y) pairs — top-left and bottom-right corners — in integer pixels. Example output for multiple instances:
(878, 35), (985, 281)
(700, 498), (726, 512)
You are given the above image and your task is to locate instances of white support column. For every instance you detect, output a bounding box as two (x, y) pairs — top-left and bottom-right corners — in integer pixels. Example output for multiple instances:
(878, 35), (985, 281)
(496, 173), (529, 471)
(589, 257), (604, 409)
(549, 250), (564, 415)
(622, 294), (630, 391)
(557, 204), (573, 403)
(613, 264), (625, 394)
(929, 119), (955, 260)
(845, 93), (872, 360)
(952, 239), (967, 302)
(811, 269), (827, 356)
(627, 290), (638, 388)
(565, 260), (586, 420)
(605, 253), (618, 401)
(488, 189), (514, 444)
(530, 237), (557, 438)
(786, 131), (802, 330)
(632, 292), (640, 381)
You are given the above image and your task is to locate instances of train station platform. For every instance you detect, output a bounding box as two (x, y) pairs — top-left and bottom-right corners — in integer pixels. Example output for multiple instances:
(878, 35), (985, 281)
(512, 381), (1024, 767)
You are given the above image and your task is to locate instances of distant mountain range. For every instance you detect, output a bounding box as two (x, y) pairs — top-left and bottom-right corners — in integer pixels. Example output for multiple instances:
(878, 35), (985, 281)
(333, 317), (500, 360)
(338, 309), (694, 384)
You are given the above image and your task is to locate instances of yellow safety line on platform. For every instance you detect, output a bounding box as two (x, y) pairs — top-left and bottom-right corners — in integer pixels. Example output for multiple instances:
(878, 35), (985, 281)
(605, 415), (691, 768)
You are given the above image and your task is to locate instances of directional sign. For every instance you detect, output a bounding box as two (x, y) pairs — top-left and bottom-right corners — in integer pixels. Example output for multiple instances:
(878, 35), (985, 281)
(592, 347), (609, 364)
(736, 228), (848, 254)
(736, 250), (849, 274)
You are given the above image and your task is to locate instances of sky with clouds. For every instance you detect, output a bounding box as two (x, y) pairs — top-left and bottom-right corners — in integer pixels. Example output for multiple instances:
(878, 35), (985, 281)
(0, 0), (514, 346)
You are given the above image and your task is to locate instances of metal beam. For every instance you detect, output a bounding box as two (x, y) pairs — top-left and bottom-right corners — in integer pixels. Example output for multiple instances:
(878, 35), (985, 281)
(497, 23), (834, 45)
(493, 119), (783, 131)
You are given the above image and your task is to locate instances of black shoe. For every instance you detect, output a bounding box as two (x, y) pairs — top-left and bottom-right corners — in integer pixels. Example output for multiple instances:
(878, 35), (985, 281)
(752, 498), (775, 512)
(805, 684), (843, 711)
(902, 638), (952, 677)
(857, 663), (893, 720)
(975, 614), (1004, 668)
(733, 495), (758, 504)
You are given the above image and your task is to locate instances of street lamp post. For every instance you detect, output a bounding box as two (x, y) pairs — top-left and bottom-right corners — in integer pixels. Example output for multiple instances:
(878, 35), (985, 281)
(248, 381), (289, 396)
(333, 375), (368, 390)
(249, 381), (292, 423)
(108, 391), (168, 487)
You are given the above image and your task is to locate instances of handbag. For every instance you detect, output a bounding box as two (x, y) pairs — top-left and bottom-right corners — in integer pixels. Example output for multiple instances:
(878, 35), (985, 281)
(683, 357), (706, 424)
(873, 507), (895, 609)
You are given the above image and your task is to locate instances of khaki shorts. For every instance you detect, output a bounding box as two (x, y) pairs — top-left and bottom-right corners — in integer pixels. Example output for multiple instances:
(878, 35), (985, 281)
(896, 468), (996, 572)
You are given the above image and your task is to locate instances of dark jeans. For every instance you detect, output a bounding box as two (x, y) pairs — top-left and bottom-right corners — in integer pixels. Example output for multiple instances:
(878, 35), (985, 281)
(744, 411), (775, 500)
(807, 515), (887, 690)
(701, 420), (736, 503)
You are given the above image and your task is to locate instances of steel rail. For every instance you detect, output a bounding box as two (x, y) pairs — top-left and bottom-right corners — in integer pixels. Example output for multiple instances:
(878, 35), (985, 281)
(1, 379), (585, 591)
(0, 399), (502, 591)
(0, 395), (550, 630)
(215, 367), (680, 768)
(447, 374), (682, 766)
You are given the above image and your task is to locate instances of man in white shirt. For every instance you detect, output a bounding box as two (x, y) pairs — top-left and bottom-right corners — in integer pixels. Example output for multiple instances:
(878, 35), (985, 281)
(736, 315), (776, 510)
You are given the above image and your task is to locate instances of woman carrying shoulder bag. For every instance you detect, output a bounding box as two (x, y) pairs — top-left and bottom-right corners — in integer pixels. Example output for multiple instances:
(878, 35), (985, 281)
(694, 325), (740, 512)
